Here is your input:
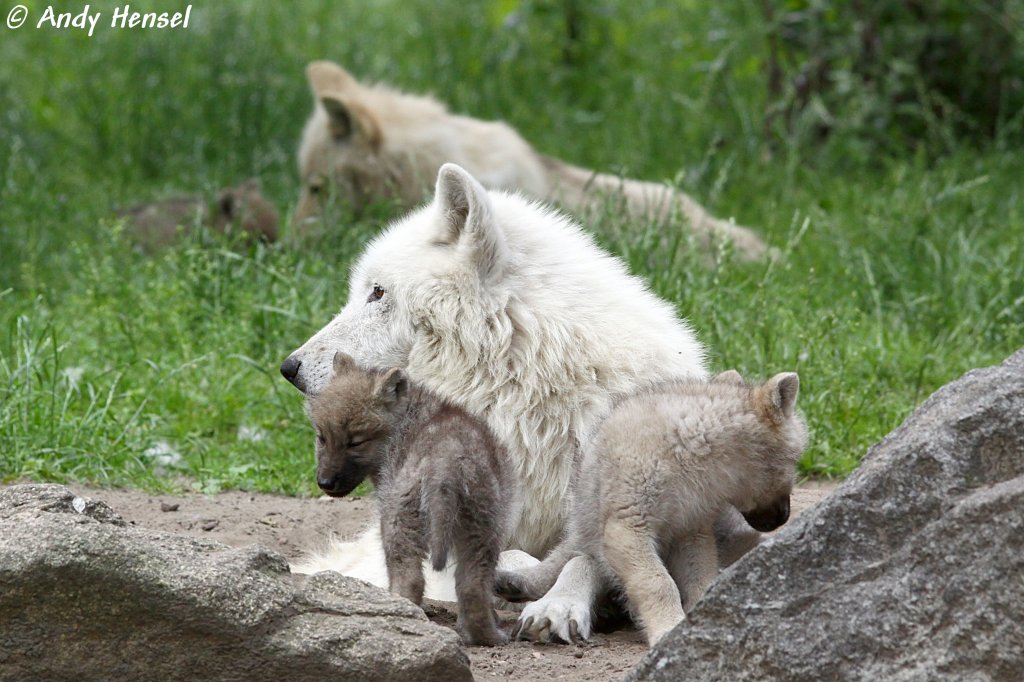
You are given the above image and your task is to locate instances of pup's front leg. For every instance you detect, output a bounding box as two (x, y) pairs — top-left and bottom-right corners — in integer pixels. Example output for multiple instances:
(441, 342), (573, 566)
(667, 523), (719, 613)
(495, 541), (577, 603)
(713, 505), (761, 568)
(602, 518), (683, 646)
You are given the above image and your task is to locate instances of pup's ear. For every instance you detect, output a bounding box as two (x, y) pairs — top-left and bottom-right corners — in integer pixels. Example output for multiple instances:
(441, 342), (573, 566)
(434, 163), (508, 282)
(306, 61), (381, 146)
(216, 189), (236, 221)
(376, 368), (408, 408)
(332, 351), (356, 374)
(712, 369), (744, 385)
(760, 372), (800, 419)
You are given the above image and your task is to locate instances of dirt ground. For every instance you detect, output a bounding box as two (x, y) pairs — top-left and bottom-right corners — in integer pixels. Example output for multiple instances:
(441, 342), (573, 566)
(62, 481), (839, 681)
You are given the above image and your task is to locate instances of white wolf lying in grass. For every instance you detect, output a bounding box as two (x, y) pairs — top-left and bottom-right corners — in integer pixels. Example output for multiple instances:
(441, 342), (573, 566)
(281, 163), (760, 640)
(293, 60), (770, 261)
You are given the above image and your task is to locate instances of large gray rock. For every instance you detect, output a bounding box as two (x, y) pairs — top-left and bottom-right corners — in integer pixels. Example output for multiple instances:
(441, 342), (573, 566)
(0, 484), (471, 681)
(630, 349), (1024, 682)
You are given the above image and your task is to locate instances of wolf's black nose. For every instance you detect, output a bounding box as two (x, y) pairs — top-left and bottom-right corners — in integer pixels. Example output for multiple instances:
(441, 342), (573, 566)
(317, 475), (337, 492)
(280, 355), (301, 383)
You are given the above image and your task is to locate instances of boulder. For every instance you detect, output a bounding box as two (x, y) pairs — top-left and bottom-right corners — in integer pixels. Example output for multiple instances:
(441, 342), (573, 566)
(0, 484), (470, 681)
(629, 349), (1024, 681)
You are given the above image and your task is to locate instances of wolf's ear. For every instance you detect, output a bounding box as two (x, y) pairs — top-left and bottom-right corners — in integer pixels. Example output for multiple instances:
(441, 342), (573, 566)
(306, 62), (381, 146)
(319, 95), (382, 147)
(375, 368), (408, 408)
(760, 372), (800, 419)
(434, 163), (508, 282)
(712, 369), (744, 385)
(332, 351), (356, 375)
(307, 61), (357, 94)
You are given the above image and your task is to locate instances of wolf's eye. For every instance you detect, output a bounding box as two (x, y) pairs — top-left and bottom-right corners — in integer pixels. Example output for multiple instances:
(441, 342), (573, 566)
(367, 286), (385, 303)
(348, 436), (369, 448)
(316, 432), (326, 445)
(309, 183), (325, 197)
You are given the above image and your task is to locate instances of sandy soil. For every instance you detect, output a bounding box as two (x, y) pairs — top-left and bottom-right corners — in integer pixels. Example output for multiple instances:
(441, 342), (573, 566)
(58, 481), (839, 681)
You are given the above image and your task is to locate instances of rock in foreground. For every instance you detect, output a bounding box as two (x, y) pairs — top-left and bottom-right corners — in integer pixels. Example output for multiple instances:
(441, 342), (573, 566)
(0, 484), (470, 681)
(630, 349), (1024, 682)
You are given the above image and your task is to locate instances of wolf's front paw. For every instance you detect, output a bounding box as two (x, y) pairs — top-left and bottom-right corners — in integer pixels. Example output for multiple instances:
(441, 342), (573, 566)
(510, 594), (592, 644)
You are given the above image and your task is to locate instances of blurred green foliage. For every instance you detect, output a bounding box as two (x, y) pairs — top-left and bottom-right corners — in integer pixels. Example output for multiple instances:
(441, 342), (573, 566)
(762, 0), (1024, 155)
(0, 1), (1021, 492)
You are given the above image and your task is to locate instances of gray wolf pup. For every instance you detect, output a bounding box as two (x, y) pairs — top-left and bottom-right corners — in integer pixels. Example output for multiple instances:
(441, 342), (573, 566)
(498, 370), (807, 645)
(307, 351), (519, 646)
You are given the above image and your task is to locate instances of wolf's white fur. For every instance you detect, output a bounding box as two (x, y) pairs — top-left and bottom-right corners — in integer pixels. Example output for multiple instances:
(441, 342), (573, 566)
(288, 164), (708, 593)
(298, 525), (540, 603)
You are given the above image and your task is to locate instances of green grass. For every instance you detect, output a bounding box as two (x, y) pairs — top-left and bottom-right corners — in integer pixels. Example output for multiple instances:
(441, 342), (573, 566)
(1, 1), (1021, 494)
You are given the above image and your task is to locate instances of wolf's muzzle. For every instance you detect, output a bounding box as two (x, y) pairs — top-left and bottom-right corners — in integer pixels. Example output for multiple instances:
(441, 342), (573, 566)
(280, 355), (305, 393)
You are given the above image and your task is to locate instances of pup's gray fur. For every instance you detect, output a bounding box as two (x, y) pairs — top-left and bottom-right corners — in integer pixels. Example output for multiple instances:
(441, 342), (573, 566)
(498, 370), (807, 645)
(307, 351), (519, 646)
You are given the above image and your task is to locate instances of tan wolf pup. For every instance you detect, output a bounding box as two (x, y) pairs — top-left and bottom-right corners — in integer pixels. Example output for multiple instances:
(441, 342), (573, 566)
(118, 179), (278, 252)
(294, 60), (771, 261)
(307, 352), (519, 646)
(497, 370), (807, 646)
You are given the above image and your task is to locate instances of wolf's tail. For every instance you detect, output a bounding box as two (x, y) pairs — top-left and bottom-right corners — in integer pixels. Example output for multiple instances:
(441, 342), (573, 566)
(427, 480), (460, 572)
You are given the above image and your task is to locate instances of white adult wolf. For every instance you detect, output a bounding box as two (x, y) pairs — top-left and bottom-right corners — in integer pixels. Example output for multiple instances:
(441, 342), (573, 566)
(281, 164), (754, 639)
(294, 60), (771, 261)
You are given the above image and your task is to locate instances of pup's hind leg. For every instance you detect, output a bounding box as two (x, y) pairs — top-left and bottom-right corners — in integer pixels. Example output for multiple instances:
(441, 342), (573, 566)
(666, 523), (718, 612)
(602, 518), (684, 646)
(453, 525), (508, 646)
(380, 486), (427, 604)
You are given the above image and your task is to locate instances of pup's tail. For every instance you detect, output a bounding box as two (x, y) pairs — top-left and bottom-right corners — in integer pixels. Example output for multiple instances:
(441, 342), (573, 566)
(427, 481), (460, 572)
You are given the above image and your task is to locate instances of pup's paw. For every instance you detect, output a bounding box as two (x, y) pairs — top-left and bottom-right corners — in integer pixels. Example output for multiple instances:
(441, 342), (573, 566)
(460, 625), (510, 647)
(494, 569), (539, 603)
(510, 594), (592, 644)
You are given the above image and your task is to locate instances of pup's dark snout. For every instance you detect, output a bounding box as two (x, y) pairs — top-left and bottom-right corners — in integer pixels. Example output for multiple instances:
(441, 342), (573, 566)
(280, 355), (304, 391)
(743, 495), (791, 533)
(316, 465), (367, 498)
(317, 474), (353, 497)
